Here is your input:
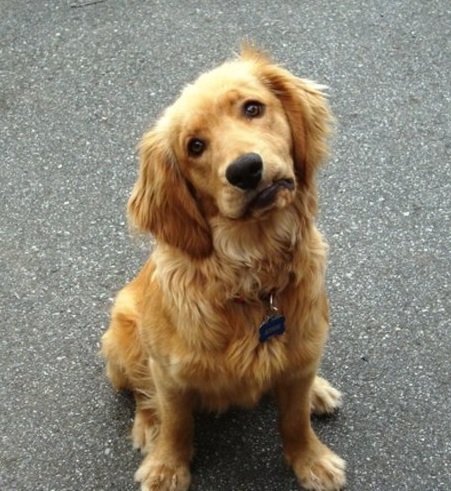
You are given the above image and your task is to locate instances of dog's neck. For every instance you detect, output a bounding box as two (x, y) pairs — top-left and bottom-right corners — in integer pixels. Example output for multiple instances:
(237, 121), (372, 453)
(213, 209), (299, 292)
(153, 206), (305, 304)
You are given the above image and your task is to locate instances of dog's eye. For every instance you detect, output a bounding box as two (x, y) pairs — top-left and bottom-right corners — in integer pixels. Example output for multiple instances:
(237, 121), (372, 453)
(187, 138), (206, 157)
(243, 101), (265, 119)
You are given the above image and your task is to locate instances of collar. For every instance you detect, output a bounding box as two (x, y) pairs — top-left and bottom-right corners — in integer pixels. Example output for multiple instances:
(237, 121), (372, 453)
(233, 290), (280, 314)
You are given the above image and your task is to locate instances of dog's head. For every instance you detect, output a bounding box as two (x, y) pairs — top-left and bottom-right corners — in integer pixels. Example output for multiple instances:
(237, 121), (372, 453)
(128, 47), (332, 258)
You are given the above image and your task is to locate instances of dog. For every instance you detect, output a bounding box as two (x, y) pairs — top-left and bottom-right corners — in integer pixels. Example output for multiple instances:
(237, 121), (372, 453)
(101, 46), (346, 491)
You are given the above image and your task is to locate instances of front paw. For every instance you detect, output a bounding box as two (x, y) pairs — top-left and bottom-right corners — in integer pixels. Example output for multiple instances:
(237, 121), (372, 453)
(135, 457), (191, 491)
(292, 446), (346, 491)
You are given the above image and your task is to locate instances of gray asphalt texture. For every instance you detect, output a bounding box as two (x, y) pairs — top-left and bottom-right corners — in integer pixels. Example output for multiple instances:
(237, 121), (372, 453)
(1, 1), (450, 490)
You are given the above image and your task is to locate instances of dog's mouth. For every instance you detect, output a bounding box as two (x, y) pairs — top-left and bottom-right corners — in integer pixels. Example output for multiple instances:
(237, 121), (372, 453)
(248, 178), (295, 211)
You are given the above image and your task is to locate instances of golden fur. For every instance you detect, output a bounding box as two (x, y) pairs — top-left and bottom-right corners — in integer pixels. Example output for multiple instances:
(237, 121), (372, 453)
(101, 47), (346, 491)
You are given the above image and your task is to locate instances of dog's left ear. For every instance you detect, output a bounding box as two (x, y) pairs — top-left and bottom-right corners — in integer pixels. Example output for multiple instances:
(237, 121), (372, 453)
(128, 128), (213, 259)
(242, 48), (332, 192)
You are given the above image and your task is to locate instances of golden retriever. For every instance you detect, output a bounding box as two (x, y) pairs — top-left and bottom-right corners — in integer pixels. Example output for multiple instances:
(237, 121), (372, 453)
(101, 46), (346, 491)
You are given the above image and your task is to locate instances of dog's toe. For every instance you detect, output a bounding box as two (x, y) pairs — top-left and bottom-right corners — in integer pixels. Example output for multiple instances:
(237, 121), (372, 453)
(294, 447), (346, 491)
(311, 376), (343, 416)
(136, 458), (191, 491)
(132, 409), (160, 454)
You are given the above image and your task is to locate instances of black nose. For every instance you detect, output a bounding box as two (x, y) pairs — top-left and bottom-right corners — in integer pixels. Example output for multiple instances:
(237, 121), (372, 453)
(225, 153), (263, 190)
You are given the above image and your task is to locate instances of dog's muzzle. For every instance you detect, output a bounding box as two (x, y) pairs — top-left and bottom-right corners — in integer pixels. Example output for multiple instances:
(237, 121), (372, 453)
(225, 153), (295, 213)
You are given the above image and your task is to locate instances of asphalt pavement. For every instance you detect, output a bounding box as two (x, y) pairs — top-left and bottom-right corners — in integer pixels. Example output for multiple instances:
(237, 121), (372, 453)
(1, 1), (450, 490)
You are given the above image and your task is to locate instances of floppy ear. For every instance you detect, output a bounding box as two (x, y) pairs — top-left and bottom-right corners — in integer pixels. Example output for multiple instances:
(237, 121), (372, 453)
(241, 47), (332, 212)
(127, 128), (213, 259)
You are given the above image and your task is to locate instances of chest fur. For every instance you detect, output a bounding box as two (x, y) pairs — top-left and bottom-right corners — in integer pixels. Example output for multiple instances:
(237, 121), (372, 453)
(163, 298), (291, 409)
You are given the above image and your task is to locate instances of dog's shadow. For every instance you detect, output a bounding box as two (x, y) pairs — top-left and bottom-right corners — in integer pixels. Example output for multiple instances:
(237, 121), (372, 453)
(191, 396), (299, 490)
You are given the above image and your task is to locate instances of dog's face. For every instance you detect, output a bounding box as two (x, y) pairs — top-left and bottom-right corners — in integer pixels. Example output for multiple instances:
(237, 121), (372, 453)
(168, 67), (295, 220)
(128, 48), (331, 258)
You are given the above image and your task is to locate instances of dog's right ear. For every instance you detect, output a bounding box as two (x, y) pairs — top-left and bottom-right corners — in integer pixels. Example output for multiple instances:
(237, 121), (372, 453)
(128, 128), (213, 259)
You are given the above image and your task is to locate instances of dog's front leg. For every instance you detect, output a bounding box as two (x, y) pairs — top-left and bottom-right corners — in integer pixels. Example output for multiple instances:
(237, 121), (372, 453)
(276, 372), (346, 491)
(135, 368), (194, 491)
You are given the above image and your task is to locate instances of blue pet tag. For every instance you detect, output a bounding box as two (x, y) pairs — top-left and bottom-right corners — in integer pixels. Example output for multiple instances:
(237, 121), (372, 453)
(259, 314), (286, 343)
